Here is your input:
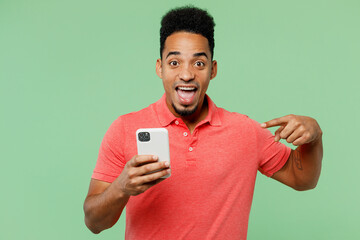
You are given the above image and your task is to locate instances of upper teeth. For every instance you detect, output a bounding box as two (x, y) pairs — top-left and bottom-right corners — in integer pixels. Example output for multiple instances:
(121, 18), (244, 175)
(178, 86), (196, 91)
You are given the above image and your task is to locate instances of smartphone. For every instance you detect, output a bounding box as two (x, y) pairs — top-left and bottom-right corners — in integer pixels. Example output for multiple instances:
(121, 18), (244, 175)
(136, 128), (171, 178)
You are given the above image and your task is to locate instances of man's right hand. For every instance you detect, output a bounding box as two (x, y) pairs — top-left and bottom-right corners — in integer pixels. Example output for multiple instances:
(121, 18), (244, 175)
(84, 155), (170, 233)
(115, 155), (171, 196)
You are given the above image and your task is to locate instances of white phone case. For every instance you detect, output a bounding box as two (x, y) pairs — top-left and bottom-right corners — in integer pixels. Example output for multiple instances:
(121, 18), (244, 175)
(136, 128), (171, 178)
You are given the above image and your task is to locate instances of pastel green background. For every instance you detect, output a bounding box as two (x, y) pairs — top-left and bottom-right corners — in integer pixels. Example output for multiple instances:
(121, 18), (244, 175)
(1, 0), (359, 239)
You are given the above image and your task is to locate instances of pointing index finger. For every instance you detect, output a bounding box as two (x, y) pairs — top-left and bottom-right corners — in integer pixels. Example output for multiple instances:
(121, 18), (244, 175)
(261, 116), (289, 128)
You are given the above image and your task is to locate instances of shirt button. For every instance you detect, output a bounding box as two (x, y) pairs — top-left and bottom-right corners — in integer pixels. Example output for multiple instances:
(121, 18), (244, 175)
(175, 120), (179, 125)
(189, 147), (193, 152)
(183, 132), (188, 137)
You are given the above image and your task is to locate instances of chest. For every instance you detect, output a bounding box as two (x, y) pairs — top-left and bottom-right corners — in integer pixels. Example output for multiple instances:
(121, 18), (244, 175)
(124, 124), (259, 183)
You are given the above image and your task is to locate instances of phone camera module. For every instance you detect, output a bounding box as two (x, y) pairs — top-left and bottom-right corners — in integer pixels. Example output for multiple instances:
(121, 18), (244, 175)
(138, 132), (150, 142)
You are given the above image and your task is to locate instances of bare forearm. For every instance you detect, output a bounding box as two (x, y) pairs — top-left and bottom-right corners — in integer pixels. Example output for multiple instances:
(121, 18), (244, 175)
(84, 183), (130, 234)
(264, 114), (323, 190)
(293, 134), (323, 190)
(83, 155), (170, 233)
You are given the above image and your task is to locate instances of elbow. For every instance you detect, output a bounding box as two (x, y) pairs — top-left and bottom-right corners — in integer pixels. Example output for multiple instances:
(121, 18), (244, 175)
(91, 230), (101, 235)
(293, 179), (319, 191)
(84, 217), (100, 234)
(293, 184), (316, 191)
(83, 203), (102, 234)
(87, 226), (101, 234)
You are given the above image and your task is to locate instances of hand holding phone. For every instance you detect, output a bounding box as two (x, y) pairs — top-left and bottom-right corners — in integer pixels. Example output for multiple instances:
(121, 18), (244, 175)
(136, 128), (171, 178)
(113, 128), (171, 197)
(115, 155), (170, 196)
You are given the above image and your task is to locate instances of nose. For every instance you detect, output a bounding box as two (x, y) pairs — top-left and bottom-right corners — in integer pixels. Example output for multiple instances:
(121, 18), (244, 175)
(178, 65), (194, 82)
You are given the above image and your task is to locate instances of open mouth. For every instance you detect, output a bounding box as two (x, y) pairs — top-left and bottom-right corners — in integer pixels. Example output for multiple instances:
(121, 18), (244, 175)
(175, 85), (198, 105)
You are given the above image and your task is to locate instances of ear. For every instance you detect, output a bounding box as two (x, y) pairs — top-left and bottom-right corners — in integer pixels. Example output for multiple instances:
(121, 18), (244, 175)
(210, 60), (217, 80)
(156, 59), (163, 78)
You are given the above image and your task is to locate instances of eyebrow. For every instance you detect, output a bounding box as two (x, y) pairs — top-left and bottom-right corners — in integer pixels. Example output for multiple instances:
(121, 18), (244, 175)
(165, 51), (209, 59)
(193, 52), (208, 59)
(166, 51), (180, 59)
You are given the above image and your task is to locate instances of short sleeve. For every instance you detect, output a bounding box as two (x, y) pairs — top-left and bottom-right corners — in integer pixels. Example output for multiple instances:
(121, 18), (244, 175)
(92, 117), (126, 183)
(252, 120), (292, 177)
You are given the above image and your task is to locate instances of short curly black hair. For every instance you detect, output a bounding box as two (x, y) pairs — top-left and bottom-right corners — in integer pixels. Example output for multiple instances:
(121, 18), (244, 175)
(160, 6), (215, 59)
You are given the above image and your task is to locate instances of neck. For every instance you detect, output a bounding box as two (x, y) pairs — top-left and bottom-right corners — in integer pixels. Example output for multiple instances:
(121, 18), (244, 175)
(181, 97), (209, 134)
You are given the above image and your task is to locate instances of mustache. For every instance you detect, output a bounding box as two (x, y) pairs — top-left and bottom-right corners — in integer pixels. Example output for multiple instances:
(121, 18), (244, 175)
(173, 81), (200, 89)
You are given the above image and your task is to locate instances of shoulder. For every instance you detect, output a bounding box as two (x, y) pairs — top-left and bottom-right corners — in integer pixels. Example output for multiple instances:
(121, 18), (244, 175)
(217, 107), (260, 128)
(108, 102), (161, 136)
(114, 102), (156, 123)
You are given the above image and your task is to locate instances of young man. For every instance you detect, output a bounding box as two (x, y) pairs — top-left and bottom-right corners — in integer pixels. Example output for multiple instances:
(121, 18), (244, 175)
(83, 6), (323, 240)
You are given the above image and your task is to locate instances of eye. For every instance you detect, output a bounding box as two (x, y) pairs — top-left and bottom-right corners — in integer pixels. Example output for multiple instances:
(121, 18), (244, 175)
(169, 61), (179, 66)
(195, 61), (205, 67)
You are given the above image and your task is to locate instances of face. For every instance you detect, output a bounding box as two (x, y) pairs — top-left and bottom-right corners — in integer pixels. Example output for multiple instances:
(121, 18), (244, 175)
(156, 32), (217, 119)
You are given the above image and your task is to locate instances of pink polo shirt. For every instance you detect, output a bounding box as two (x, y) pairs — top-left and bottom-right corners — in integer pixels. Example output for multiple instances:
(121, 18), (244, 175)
(92, 94), (291, 240)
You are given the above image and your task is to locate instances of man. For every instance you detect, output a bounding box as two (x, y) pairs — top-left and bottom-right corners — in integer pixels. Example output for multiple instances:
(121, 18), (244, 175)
(83, 6), (323, 240)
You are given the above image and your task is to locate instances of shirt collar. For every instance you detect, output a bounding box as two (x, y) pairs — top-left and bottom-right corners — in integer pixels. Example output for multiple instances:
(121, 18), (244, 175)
(154, 93), (222, 127)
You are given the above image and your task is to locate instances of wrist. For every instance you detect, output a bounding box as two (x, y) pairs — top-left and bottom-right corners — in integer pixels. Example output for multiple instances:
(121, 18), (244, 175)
(312, 131), (323, 145)
(109, 180), (131, 202)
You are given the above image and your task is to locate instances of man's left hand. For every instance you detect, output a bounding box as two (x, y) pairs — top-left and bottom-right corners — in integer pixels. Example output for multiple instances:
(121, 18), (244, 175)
(261, 114), (322, 146)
